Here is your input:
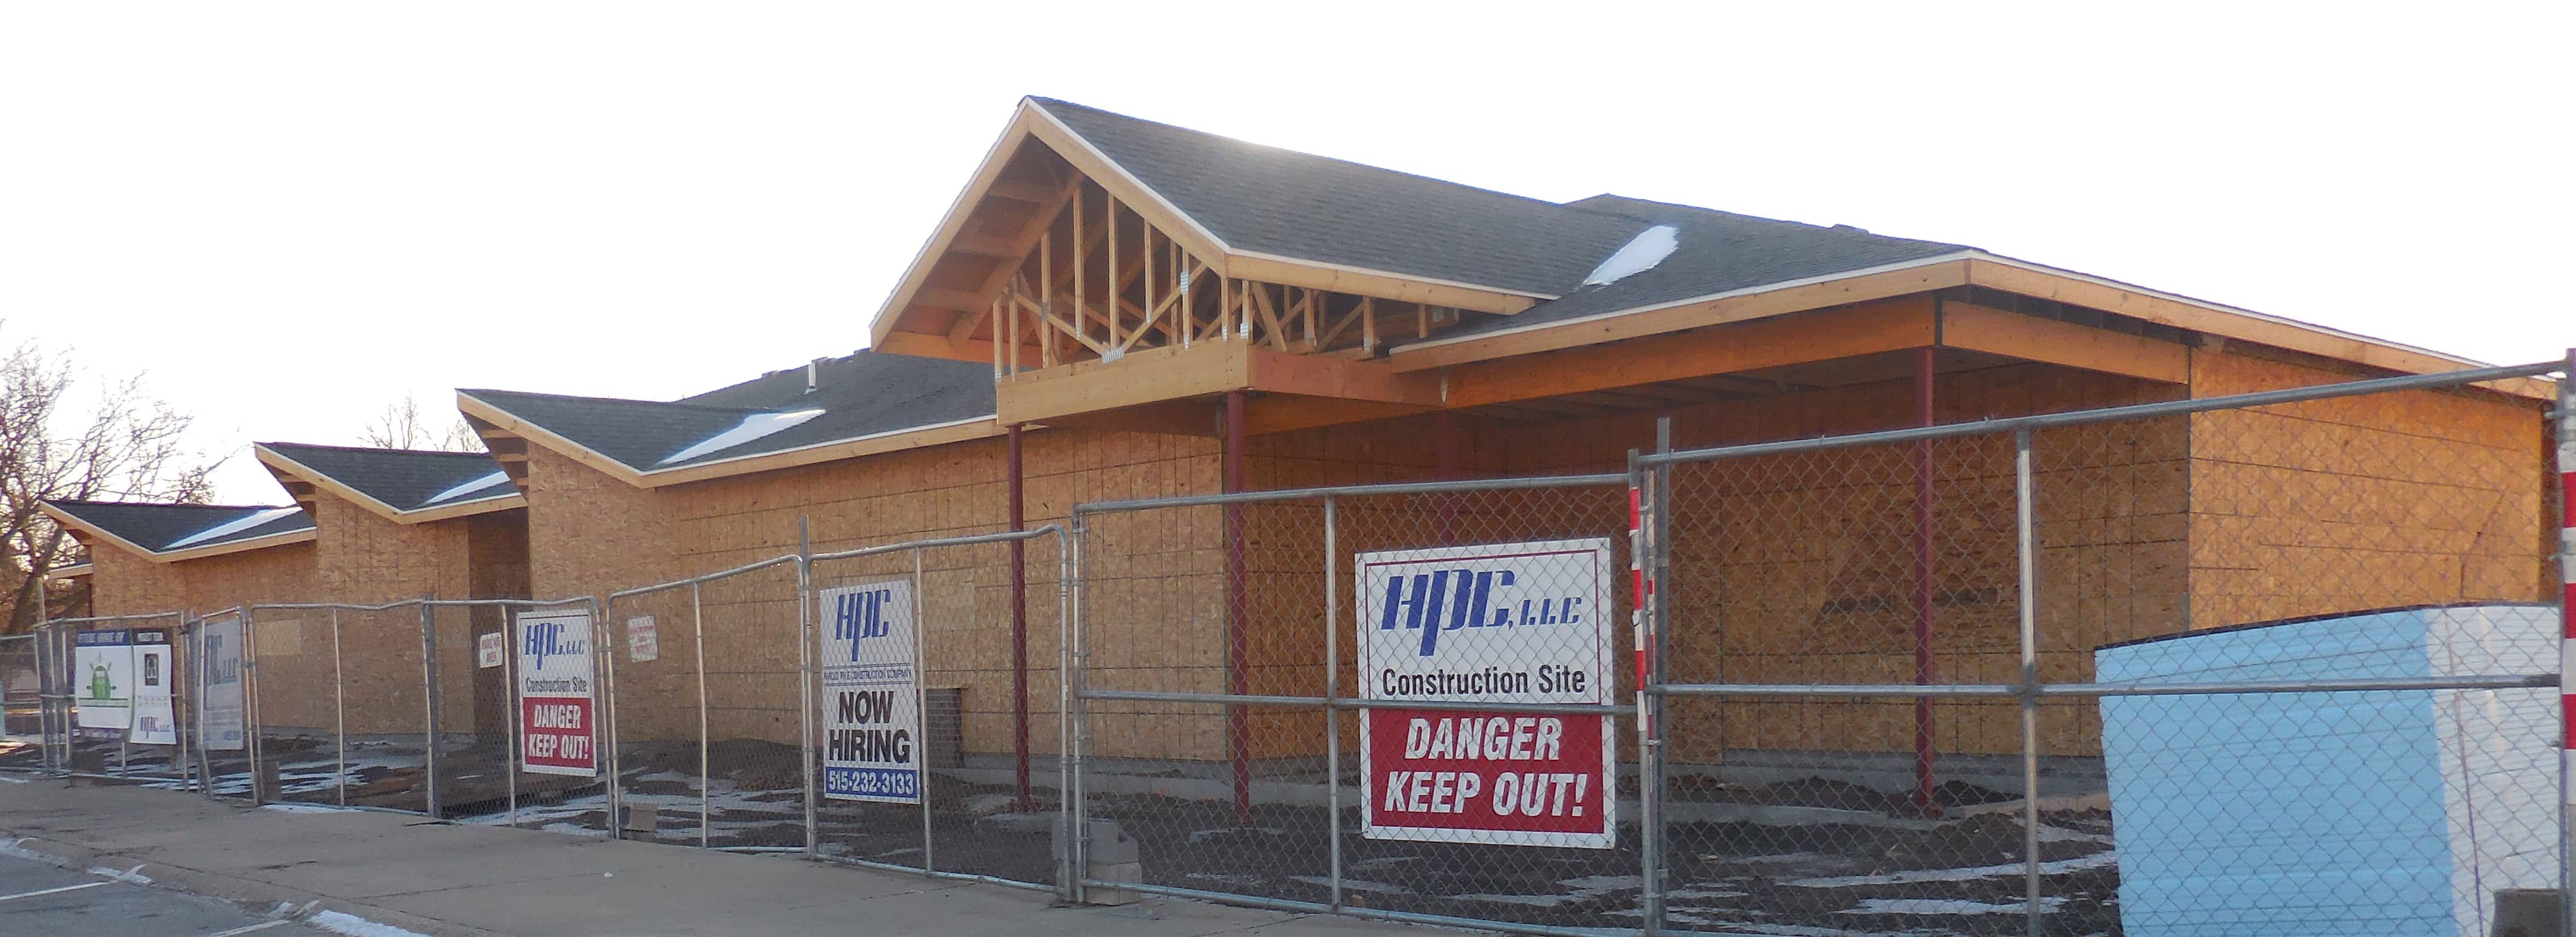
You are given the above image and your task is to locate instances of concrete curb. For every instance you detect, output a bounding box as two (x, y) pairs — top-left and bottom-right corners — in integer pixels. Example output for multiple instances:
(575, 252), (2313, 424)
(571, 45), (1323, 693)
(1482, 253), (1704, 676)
(1, 831), (504, 937)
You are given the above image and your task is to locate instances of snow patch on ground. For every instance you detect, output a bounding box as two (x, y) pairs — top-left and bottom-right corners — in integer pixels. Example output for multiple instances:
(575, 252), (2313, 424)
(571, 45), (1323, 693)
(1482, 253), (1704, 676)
(87, 863), (151, 884)
(1846, 896), (2066, 915)
(1781, 848), (2116, 888)
(307, 910), (433, 937)
(0, 838), (62, 864)
(260, 803), (356, 814)
(1290, 876), (1410, 895)
(1456, 874), (1639, 907)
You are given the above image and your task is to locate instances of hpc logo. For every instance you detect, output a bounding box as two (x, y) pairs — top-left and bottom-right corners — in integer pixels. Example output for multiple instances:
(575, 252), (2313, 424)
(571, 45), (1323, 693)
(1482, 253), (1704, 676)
(831, 587), (896, 661)
(1379, 567), (1585, 657)
(523, 620), (585, 670)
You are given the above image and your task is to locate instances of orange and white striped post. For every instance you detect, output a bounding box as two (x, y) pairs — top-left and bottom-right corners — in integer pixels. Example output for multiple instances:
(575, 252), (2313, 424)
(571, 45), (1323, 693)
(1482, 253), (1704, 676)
(2558, 348), (2573, 923)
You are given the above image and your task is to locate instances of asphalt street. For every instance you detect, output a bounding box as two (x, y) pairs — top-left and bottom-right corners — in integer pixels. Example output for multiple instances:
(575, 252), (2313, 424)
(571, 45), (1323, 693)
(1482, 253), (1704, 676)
(0, 852), (325, 937)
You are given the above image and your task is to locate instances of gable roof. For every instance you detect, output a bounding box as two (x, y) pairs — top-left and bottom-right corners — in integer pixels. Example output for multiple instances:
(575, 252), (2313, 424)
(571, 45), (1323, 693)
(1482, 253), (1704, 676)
(876, 98), (2522, 389)
(1028, 98), (1650, 299)
(40, 499), (316, 563)
(460, 350), (1001, 488)
(256, 442), (524, 524)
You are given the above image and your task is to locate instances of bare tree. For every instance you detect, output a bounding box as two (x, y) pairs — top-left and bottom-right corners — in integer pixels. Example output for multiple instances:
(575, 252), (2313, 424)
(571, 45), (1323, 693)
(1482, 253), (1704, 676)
(2, 334), (220, 633)
(361, 394), (482, 452)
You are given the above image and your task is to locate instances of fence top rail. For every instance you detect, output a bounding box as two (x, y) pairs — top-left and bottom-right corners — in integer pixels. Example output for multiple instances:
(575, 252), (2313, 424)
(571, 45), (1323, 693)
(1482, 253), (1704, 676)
(607, 554), (803, 600)
(1640, 359), (2566, 467)
(1073, 473), (1628, 516)
(806, 523), (1064, 564)
(1652, 672), (2560, 698)
(39, 611), (188, 627)
(244, 597), (599, 614)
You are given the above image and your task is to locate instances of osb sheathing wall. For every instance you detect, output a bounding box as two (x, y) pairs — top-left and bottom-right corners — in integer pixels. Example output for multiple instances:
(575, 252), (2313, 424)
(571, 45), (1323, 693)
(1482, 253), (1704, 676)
(1236, 364), (2196, 765)
(522, 345), (2552, 768)
(527, 430), (1225, 760)
(219, 498), (533, 739)
(2184, 345), (2549, 628)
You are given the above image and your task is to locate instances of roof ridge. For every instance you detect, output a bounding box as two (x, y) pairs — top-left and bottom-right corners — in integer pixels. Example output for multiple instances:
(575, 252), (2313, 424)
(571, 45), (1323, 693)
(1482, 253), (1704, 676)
(46, 498), (294, 511)
(1027, 96), (1609, 221)
(460, 387), (778, 414)
(259, 441), (495, 458)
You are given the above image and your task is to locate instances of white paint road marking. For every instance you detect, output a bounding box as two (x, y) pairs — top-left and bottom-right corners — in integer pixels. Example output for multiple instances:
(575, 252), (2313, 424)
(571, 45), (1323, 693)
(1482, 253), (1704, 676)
(0, 881), (108, 902)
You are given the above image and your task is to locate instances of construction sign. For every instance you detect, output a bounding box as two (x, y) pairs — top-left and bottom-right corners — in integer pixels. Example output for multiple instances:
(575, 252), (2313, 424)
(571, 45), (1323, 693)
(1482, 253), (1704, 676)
(129, 629), (177, 745)
(817, 580), (920, 803)
(197, 618), (246, 751)
(515, 609), (597, 777)
(1358, 538), (1617, 848)
(73, 630), (134, 739)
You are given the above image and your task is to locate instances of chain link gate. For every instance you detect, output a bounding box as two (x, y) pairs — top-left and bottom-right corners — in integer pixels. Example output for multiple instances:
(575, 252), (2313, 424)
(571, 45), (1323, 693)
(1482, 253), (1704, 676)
(1068, 475), (1637, 935)
(593, 527), (1067, 892)
(1639, 358), (2570, 937)
(28, 612), (193, 786)
(0, 631), (41, 772)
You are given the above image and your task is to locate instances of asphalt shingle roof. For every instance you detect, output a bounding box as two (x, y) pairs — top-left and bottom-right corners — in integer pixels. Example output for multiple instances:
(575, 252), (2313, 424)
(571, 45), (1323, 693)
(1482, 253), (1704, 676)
(464, 350), (994, 474)
(259, 443), (517, 512)
(1415, 195), (1973, 343)
(1031, 98), (1646, 297)
(45, 500), (314, 554)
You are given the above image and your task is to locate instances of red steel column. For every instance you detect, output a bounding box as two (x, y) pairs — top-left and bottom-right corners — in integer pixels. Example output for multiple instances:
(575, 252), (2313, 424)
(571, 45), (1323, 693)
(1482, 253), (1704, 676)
(1225, 390), (1252, 823)
(1435, 411), (1460, 544)
(1008, 424), (1030, 803)
(1912, 346), (1939, 815)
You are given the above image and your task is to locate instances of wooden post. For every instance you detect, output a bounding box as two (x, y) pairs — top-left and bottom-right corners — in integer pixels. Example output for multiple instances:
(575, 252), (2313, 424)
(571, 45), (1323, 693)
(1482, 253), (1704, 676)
(1911, 344), (1939, 816)
(1105, 195), (1118, 350)
(1041, 232), (1056, 368)
(1073, 187), (1087, 351)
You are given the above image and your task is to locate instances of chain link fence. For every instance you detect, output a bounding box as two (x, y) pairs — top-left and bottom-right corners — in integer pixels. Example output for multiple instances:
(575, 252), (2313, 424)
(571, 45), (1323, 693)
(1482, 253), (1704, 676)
(1640, 358), (2569, 936)
(587, 527), (1068, 893)
(1069, 476), (1640, 933)
(0, 631), (45, 772)
(10, 355), (2567, 936)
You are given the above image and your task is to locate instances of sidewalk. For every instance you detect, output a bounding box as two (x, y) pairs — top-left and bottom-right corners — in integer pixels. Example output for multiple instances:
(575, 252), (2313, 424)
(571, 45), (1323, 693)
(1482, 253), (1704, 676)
(0, 779), (1407, 937)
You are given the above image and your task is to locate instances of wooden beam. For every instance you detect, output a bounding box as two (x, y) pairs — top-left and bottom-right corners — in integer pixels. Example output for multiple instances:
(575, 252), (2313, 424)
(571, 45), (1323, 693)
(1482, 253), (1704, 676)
(1938, 300), (2188, 384)
(1962, 259), (2551, 398)
(1246, 348), (1443, 405)
(1443, 297), (1941, 408)
(952, 234), (1021, 258)
(988, 178), (1056, 203)
(995, 341), (1252, 425)
(1241, 397), (1436, 435)
(1392, 260), (1970, 371)
(1226, 252), (1538, 317)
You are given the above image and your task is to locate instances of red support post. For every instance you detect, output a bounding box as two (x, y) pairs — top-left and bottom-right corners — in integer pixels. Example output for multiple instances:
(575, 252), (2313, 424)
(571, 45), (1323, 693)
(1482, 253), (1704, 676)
(1007, 423), (1030, 805)
(1912, 345), (1940, 816)
(1435, 411), (1460, 544)
(1225, 390), (1252, 824)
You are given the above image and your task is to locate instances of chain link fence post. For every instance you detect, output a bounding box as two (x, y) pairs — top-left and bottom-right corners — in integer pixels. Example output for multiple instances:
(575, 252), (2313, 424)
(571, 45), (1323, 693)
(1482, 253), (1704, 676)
(798, 517), (820, 860)
(2015, 425), (2042, 937)
(2556, 346), (2573, 934)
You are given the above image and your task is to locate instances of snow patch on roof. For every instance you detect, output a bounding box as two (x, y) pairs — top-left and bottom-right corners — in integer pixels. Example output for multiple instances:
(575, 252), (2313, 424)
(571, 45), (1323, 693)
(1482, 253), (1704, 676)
(656, 409), (826, 466)
(1580, 225), (1679, 287)
(421, 471), (509, 507)
(163, 507), (302, 550)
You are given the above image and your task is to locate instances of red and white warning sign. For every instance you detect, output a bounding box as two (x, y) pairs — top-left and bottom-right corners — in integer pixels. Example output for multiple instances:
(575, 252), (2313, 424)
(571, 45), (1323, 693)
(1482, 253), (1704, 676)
(1358, 538), (1616, 848)
(515, 609), (597, 777)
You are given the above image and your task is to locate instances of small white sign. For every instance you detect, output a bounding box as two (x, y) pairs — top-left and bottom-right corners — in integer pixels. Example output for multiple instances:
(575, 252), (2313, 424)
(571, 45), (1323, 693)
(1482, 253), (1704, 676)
(627, 616), (659, 663)
(477, 632), (505, 669)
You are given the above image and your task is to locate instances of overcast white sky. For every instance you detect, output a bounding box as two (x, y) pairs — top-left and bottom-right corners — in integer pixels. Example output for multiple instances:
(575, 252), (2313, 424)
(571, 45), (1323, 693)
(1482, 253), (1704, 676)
(5, 2), (2570, 504)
